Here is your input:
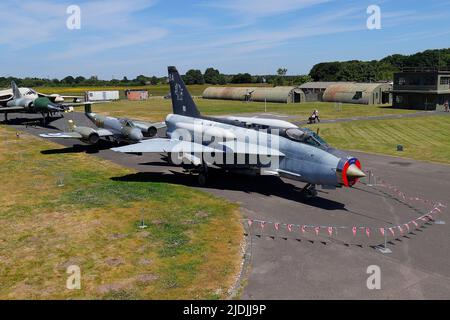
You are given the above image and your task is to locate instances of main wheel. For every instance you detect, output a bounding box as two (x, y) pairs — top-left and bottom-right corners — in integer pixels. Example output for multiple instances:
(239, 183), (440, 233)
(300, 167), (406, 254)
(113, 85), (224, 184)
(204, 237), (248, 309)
(197, 173), (207, 186)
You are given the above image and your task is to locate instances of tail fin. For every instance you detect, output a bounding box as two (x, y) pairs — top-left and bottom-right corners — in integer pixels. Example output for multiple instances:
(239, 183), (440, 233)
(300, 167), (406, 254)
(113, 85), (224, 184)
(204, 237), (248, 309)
(11, 81), (22, 99)
(168, 66), (201, 118)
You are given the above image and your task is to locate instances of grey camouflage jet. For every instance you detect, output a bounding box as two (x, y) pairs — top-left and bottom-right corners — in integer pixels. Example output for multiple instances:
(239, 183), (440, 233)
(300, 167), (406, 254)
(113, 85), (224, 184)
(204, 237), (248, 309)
(0, 81), (95, 125)
(40, 105), (165, 144)
(112, 66), (365, 197)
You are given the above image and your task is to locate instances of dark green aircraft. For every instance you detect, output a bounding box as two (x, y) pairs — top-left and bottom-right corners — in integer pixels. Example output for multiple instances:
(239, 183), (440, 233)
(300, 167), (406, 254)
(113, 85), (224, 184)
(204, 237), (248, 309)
(0, 81), (99, 126)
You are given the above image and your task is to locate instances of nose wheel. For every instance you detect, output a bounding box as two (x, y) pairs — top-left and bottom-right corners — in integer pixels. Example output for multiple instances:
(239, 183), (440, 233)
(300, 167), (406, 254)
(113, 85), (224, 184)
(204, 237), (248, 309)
(300, 183), (318, 199)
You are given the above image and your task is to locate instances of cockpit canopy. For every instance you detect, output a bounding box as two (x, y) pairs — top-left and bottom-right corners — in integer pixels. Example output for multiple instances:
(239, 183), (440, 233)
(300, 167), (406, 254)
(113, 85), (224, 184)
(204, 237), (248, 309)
(120, 119), (135, 128)
(284, 128), (328, 148)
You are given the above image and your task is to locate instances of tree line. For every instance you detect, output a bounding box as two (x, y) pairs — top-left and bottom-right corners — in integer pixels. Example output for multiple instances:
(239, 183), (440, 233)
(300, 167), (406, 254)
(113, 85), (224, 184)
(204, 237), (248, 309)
(309, 48), (450, 82)
(2, 48), (449, 88)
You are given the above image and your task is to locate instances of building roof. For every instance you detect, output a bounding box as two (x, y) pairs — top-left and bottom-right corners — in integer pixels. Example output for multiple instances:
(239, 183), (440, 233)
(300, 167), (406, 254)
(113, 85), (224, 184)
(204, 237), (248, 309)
(299, 82), (348, 90)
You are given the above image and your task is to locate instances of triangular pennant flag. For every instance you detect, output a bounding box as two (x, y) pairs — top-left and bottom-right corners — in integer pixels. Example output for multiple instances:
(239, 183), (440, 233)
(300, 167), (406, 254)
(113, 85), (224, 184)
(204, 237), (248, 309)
(365, 228), (371, 237)
(287, 224), (293, 232)
(388, 228), (394, 236)
(398, 226), (403, 235)
(404, 223), (410, 232)
(412, 220), (419, 228)
(260, 221), (266, 229)
(379, 228), (385, 236)
(248, 219), (253, 227)
(328, 227), (333, 236)
(315, 227), (320, 236)
(352, 226), (357, 237)
(301, 225), (306, 234)
(274, 223), (280, 231)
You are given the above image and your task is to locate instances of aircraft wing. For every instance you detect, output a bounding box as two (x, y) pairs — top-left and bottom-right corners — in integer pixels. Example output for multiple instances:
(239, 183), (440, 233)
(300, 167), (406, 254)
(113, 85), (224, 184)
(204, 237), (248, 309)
(133, 120), (166, 129)
(111, 138), (219, 153)
(0, 106), (25, 112)
(112, 138), (284, 157)
(217, 140), (285, 157)
(39, 132), (83, 139)
(61, 101), (110, 107)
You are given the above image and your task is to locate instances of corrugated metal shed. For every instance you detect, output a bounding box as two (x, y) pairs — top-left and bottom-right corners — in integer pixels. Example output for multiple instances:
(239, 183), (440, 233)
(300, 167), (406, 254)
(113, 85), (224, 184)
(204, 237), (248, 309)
(202, 86), (305, 103)
(322, 83), (392, 105)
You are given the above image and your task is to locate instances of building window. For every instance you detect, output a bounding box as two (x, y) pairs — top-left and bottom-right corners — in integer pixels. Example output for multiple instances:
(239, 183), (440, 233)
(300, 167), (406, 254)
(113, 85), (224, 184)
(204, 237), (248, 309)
(440, 77), (450, 85)
(353, 91), (363, 100)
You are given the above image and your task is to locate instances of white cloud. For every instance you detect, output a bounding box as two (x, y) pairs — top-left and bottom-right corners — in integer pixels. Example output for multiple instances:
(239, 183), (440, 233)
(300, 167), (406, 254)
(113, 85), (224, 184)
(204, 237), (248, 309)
(204, 0), (332, 19)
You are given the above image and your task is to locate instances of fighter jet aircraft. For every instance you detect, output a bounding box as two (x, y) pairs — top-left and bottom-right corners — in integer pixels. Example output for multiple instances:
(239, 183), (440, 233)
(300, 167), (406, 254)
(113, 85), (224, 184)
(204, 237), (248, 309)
(39, 105), (165, 144)
(0, 83), (81, 105)
(0, 81), (91, 125)
(112, 66), (365, 197)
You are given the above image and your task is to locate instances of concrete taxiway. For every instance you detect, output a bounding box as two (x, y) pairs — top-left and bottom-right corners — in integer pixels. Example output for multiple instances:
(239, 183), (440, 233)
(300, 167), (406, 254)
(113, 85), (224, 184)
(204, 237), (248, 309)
(3, 112), (450, 299)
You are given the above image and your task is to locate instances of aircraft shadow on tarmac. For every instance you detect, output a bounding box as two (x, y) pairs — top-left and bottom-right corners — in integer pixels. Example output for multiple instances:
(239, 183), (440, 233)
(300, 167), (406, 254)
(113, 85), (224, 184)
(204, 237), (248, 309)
(111, 165), (347, 211)
(1, 115), (63, 129)
(41, 140), (118, 155)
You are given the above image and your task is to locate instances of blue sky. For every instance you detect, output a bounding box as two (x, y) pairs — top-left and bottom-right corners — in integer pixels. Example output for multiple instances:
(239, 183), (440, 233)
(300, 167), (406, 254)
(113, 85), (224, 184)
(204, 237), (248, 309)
(0, 0), (449, 79)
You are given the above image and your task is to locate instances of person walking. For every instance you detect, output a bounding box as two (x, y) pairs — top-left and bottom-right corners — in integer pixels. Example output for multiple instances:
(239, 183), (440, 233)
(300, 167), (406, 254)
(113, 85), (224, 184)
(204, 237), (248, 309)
(444, 100), (449, 112)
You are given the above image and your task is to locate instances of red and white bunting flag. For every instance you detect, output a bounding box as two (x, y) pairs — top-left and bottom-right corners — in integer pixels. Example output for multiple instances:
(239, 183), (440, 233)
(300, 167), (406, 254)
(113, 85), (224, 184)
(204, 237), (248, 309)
(420, 216), (428, 222)
(389, 228), (395, 236)
(352, 227), (357, 237)
(412, 220), (419, 228)
(274, 223), (280, 231)
(248, 219), (253, 227)
(404, 223), (410, 232)
(315, 227), (320, 236)
(434, 207), (442, 213)
(328, 227), (333, 236)
(288, 224), (293, 232)
(260, 221), (266, 230)
(301, 225), (306, 234)
(366, 228), (371, 238)
(379, 228), (385, 236)
(398, 226), (403, 235)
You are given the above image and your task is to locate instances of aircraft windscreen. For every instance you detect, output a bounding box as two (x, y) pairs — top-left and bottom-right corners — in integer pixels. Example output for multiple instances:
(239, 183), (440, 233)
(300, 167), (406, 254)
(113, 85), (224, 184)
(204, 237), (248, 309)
(285, 128), (328, 148)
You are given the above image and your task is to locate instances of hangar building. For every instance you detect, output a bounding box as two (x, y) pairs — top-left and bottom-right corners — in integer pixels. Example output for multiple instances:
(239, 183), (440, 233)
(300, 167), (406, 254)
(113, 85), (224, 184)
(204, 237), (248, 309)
(299, 82), (343, 101)
(392, 68), (450, 110)
(322, 83), (392, 105)
(202, 86), (305, 103)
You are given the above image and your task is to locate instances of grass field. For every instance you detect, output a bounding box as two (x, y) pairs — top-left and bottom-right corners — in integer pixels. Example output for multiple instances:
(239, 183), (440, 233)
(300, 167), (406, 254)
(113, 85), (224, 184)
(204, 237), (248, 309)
(83, 98), (416, 123)
(0, 126), (243, 299)
(35, 83), (270, 98)
(307, 115), (450, 165)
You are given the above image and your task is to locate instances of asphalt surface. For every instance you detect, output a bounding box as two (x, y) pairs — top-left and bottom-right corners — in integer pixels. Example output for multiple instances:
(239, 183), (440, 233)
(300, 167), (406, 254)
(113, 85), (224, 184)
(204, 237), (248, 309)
(3, 111), (450, 299)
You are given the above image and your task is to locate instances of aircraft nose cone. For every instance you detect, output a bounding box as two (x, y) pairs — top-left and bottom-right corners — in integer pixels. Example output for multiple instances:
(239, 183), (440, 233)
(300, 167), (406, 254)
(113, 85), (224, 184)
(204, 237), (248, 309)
(346, 164), (366, 179)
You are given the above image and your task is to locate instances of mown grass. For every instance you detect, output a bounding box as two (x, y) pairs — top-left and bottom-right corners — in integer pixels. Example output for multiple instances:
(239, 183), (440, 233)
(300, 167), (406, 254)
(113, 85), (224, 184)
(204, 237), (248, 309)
(307, 115), (450, 165)
(34, 83), (270, 98)
(85, 98), (416, 123)
(0, 127), (243, 299)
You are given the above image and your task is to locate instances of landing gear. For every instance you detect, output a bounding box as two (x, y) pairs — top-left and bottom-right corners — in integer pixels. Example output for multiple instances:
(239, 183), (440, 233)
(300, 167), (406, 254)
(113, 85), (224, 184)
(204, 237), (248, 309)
(300, 183), (318, 199)
(197, 163), (208, 187)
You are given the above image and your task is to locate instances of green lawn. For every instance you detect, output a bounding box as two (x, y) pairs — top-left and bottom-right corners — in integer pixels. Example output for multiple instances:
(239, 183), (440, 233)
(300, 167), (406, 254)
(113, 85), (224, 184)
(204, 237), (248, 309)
(0, 126), (243, 299)
(86, 98), (416, 122)
(307, 115), (450, 165)
(34, 83), (270, 98)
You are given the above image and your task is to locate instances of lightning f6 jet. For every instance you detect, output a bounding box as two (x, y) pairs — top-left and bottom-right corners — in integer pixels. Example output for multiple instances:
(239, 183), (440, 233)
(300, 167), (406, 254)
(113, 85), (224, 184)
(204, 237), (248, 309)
(0, 81), (89, 125)
(112, 66), (365, 197)
(40, 105), (165, 145)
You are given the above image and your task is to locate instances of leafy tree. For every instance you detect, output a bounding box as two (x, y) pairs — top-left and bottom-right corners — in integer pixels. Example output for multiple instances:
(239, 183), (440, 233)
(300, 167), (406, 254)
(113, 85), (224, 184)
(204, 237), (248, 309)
(231, 73), (252, 84)
(183, 69), (205, 85)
